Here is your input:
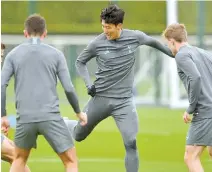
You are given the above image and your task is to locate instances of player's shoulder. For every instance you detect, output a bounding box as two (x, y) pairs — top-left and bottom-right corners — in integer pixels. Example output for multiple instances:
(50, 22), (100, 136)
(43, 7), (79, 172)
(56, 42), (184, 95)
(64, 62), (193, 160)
(176, 51), (189, 59)
(178, 45), (193, 53)
(41, 43), (62, 53)
(122, 29), (147, 42)
(123, 29), (145, 36)
(85, 33), (105, 49)
(5, 44), (24, 59)
(92, 33), (106, 43)
(175, 46), (192, 61)
(12, 43), (26, 52)
(193, 46), (212, 56)
(37, 43), (66, 62)
(13, 42), (62, 55)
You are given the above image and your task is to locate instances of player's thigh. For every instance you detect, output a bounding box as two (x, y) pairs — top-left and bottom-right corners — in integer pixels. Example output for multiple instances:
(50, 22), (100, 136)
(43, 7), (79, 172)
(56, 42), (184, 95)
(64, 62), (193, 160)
(39, 119), (74, 154)
(186, 118), (212, 146)
(1, 136), (15, 163)
(14, 122), (38, 150)
(112, 98), (139, 139)
(13, 146), (31, 162)
(184, 145), (205, 159)
(75, 96), (112, 133)
(84, 96), (112, 124)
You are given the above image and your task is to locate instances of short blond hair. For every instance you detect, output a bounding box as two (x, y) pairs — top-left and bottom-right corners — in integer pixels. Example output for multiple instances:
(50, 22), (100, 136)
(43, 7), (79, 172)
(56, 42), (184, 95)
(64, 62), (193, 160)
(162, 23), (187, 42)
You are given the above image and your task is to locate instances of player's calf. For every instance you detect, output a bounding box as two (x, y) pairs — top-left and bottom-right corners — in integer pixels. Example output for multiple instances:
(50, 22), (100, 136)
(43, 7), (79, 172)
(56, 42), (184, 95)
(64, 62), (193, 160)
(123, 136), (139, 172)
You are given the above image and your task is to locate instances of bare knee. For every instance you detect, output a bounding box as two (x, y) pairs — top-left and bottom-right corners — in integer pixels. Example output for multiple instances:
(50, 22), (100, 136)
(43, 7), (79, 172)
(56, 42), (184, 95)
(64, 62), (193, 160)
(59, 147), (78, 167)
(2, 153), (14, 164)
(184, 147), (194, 164)
(184, 152), (191, 165)
(6, 149), (15, 164)
(12, 146), (31, 165)
(1, 139), (15, 164)
(184, 146), (203, 164)
(7, 154), (14, 164)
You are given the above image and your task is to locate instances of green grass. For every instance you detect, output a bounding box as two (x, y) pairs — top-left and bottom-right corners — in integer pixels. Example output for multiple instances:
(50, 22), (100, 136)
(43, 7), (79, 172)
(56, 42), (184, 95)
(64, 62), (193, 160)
(2, 78), (212, 172)
(2, 107), (212, 171)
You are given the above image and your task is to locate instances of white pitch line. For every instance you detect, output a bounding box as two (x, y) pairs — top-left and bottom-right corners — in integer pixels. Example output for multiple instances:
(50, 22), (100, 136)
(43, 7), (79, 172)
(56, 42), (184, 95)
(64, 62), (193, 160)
(28, 158), (124, 163)
(2, 158), (211, 164)
(2, 158), (123, 164)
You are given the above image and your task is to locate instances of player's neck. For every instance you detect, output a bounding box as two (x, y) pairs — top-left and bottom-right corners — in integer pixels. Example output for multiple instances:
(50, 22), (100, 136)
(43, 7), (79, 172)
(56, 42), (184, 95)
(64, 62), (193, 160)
(176, 42), (189, 52)
(29, 36), (40, 39)
(27, 34), (45, 40)
(114, 29), (122, 40)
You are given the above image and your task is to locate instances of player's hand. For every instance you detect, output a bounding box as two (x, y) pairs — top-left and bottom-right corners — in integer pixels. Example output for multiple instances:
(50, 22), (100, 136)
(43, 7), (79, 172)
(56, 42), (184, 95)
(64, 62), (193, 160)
(76, 112), (88, 126)
(183, 111), (191, 124)
(87, 85), (96, 97)
(1, 116), (10, 136)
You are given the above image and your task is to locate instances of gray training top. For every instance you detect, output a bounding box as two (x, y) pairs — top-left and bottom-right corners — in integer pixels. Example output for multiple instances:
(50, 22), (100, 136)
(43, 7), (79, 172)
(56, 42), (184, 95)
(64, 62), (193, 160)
(1, 38), (80, 123)
(76, 29), (174, 98)
(175, 45), (212, 119)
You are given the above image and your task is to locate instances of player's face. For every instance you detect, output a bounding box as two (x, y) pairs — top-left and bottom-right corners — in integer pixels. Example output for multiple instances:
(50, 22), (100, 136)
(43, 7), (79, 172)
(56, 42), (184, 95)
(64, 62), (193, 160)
(101, 20), (122, 40)
(167, 39), (177, 56)
(1, 49), (4, 63)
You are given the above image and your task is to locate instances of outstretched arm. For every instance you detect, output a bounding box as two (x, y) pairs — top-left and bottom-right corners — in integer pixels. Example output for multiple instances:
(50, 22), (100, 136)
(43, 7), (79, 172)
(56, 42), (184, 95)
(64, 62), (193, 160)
(57, 52), (81, 114)
(135, 30), (174, 58)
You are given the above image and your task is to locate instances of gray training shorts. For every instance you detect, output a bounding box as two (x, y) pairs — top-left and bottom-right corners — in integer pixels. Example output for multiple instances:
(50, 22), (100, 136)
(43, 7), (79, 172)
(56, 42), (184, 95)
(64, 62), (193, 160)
(15, 119), (74, 153)
(186, 118), (212, 146)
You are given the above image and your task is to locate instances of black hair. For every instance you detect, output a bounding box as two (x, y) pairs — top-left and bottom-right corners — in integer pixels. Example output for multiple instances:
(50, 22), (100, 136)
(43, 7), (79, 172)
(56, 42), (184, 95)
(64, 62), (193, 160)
(100, 4), (125, 25)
